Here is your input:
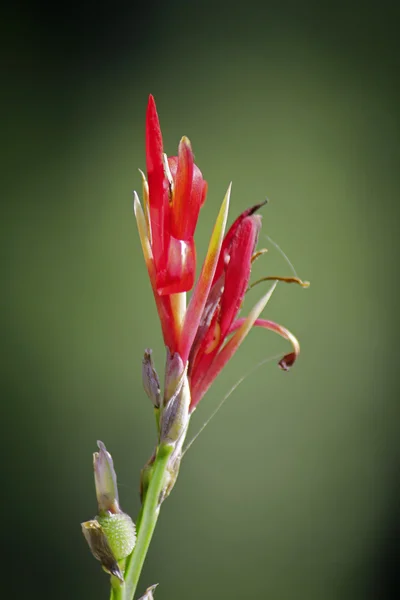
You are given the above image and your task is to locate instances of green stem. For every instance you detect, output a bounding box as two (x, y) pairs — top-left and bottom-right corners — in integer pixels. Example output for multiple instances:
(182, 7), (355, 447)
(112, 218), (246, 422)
(120, 444), (173, 600)
(110, 583), (123, 600)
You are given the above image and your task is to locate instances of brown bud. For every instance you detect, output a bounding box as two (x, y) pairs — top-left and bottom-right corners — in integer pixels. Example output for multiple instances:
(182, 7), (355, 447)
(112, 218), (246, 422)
(142, 348), (161, 409)
(81, 520), (124, 582)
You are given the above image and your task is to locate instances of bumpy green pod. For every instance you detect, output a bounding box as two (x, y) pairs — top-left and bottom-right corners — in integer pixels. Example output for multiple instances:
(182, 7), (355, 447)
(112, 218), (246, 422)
(97, 512), (136, 561)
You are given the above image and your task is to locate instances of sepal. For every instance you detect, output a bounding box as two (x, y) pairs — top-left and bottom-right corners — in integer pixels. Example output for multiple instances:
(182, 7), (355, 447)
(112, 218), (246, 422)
(159, 350), (190, 446)
(142, 348), (161, 409)
(81, 520), (124, 582)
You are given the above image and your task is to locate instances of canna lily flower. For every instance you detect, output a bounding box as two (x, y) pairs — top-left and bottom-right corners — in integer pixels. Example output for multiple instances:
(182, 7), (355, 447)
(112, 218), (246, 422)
(134, 95), (303, 415)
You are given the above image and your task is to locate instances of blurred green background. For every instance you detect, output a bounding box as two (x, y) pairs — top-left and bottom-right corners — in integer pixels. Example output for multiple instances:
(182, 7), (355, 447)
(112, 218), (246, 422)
(3, 1), (399, 599)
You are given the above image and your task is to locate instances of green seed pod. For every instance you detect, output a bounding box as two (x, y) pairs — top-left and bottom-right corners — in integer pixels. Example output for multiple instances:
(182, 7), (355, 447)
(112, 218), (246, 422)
(97, 512), (136, 561)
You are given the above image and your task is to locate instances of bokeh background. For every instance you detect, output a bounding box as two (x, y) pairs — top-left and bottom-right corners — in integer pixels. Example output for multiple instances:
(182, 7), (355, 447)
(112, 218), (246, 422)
(3, 1), (399, 599)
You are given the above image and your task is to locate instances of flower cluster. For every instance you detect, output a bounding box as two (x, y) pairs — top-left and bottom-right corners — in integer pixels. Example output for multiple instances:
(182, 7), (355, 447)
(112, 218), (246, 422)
(135, 95), (301, 417)
(82, 95), (307, 596)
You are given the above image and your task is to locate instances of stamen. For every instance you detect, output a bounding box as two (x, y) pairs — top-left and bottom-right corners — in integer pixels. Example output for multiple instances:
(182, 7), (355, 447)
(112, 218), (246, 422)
(162, 153), (174, 199)
(248, 275), (310, 291)
(138, 169), (151, 242)
(133, 192), (153, 267)
(251, 248), (268, 263)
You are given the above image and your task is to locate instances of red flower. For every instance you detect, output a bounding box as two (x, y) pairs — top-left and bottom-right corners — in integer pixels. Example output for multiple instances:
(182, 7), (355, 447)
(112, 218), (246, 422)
(145, 95), (207, 296)
(134, 95), (302, 409)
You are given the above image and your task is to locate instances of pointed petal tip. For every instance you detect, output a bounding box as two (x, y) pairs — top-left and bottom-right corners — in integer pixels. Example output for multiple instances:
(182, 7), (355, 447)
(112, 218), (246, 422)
(248, 198), (269, 215)
(224, 182), (232, 208)
(146, 95), (158, 122)
(180, 135), (192, 148)
(133, 190), (141, 212)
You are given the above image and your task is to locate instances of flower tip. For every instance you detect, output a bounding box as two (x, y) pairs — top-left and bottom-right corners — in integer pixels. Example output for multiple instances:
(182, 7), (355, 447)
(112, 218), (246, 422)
(96, 440), (107, 453)
(133, 192), (144, 221)
(248, 198), (269, 215)
(224, 182), (232, 209)
(180, 135), (192, 149)
(93, 441), (120, 514)
(278, 352), (297, 371)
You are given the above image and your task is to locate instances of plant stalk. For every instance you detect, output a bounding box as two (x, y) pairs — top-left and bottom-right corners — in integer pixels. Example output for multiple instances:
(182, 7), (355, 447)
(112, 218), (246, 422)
(119, 444), (173, 600)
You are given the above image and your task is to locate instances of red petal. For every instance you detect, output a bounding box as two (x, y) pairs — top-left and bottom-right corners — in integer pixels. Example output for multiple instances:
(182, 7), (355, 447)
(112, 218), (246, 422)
(188, 216), (261, 407)
(228, 317), (300, 372)
(178, 185), (231, 362)
(219, 214), (261, 339)
(170, 137), (194, 239)
(156, 236), (196, 295)
(145, 95), (168, 269)
(213, 201), (267, 285)
(190, 287), (279, 409)
(171, 141), (205, 241)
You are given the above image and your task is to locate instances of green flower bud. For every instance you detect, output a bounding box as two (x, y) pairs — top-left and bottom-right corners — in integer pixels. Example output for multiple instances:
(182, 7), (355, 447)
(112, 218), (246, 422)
(82, 441), (136, 580)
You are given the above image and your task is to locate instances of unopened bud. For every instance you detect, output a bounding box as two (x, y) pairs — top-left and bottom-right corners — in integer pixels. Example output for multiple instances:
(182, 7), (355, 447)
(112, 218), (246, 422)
(138, 584), (158, 600)
(81, 520), (124, 582)
(142, 349), (161, 408)
(160, 350), (190, 446)
(94, 441), (120, 514)
(82, 442), (136, 580)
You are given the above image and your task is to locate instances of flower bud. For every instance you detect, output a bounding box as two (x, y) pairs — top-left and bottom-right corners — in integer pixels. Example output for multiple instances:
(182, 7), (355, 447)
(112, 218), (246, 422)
(82, 441), (136, 580)
(142, 348), (161, 409)
(138, 584), (158, 600)
(94, 440), (120, 514)
(159, 350), (190, 446)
